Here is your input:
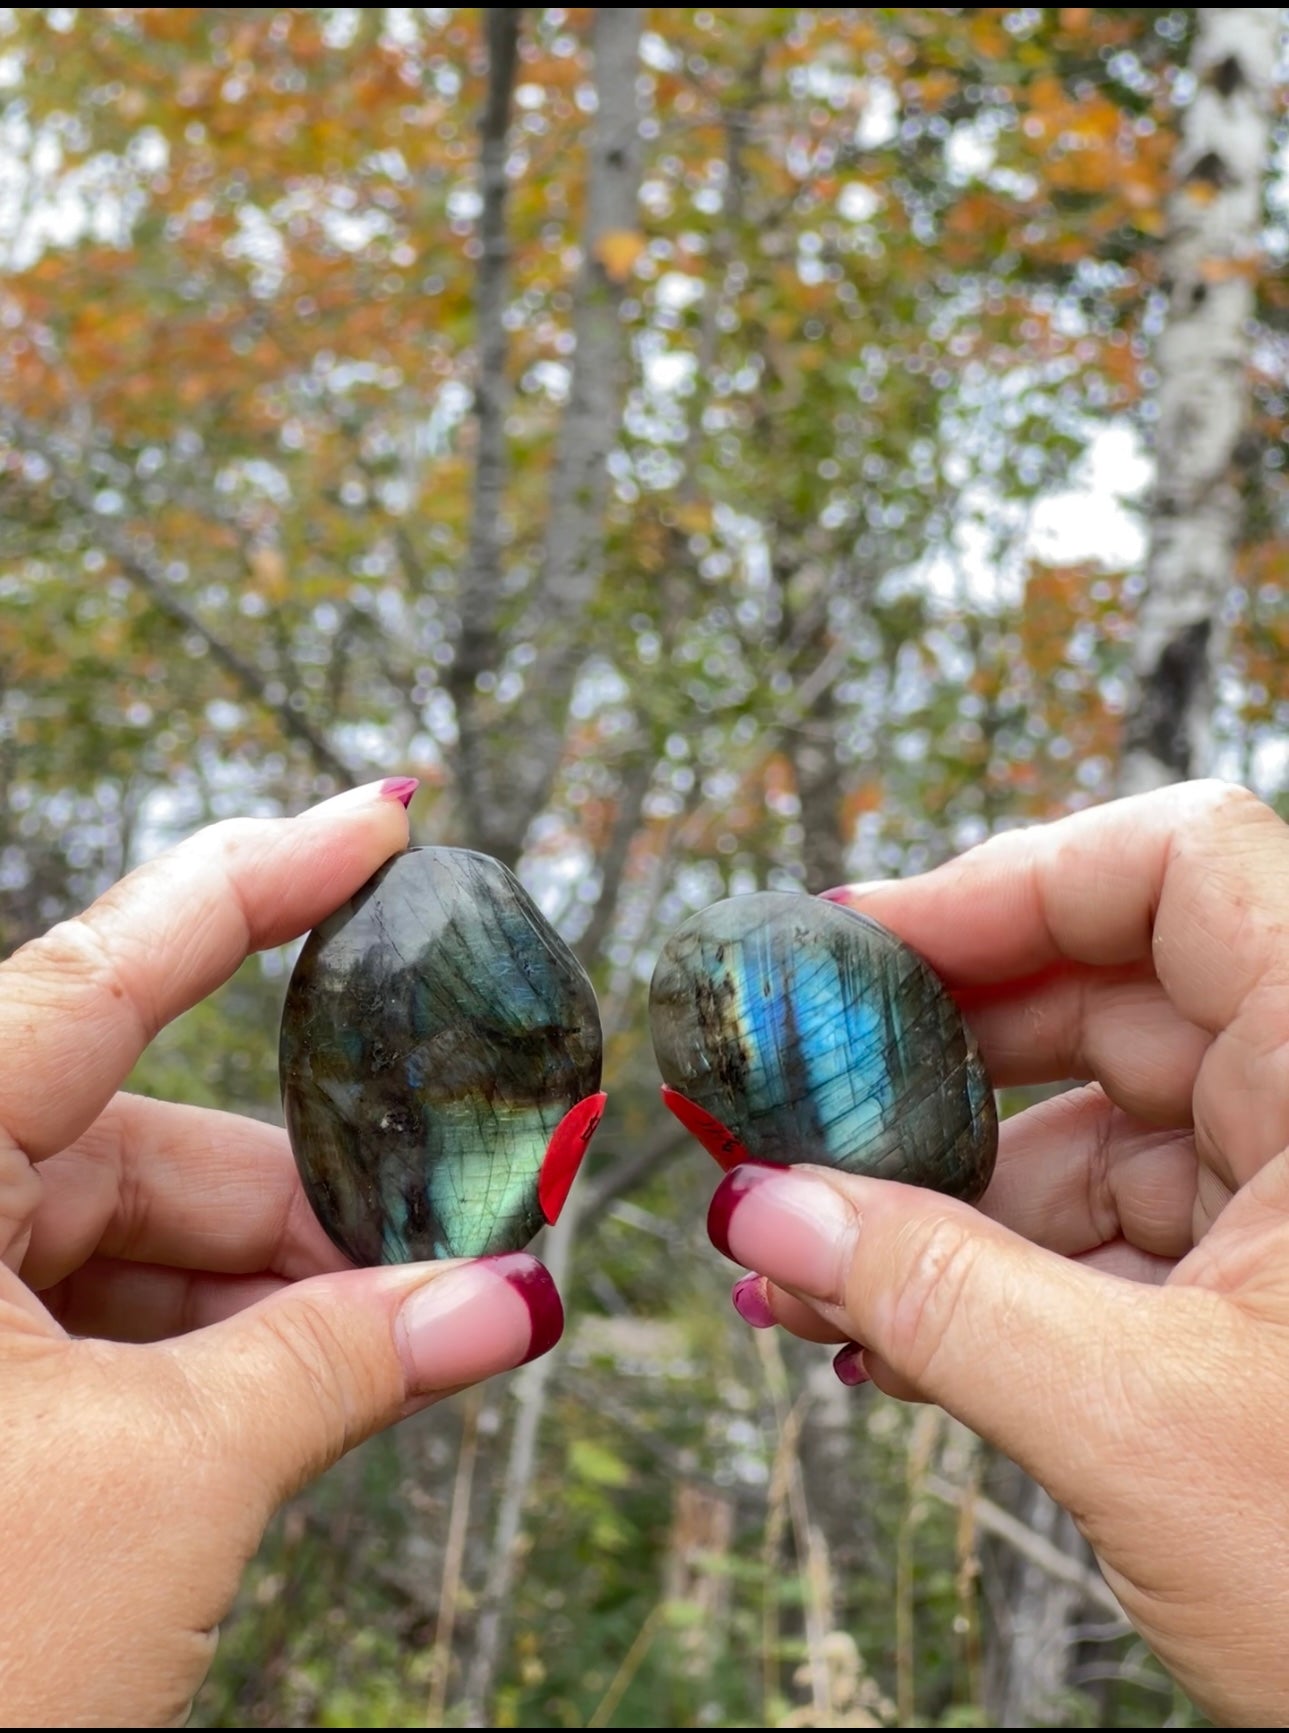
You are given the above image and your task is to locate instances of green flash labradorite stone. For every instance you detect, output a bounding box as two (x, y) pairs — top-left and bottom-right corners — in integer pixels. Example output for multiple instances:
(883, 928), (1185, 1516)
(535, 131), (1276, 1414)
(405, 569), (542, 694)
(649, 892), (997, 1201)
(280, 846), (603, 1265)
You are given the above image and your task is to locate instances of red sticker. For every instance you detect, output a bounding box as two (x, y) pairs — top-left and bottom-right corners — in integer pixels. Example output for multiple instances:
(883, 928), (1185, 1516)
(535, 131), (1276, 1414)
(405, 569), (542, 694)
(660, 1086), (752, 1172)
(538, 1091), (608, 1224)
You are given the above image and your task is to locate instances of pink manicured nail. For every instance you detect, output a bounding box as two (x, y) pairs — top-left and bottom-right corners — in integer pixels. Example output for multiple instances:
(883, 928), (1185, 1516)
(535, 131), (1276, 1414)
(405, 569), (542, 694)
(731, 1273), (776, 1329)
(307, 778), (420, 817)
(379, 776), (419, 808)
(707, 1163), (783, 1259)
(818, 883), (883, 905)
(707, 1163), (854, 1302)
(833, 1343), (870, 1387)
(394, 1254), (562, 1393)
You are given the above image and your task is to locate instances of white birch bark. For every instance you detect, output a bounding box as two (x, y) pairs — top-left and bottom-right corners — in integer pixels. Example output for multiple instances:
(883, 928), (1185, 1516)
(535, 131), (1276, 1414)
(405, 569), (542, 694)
(1120, 7), (1283, 794)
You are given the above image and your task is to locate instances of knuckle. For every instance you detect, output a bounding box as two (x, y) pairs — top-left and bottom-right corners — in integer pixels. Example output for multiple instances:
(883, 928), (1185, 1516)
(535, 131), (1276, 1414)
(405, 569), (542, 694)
(260, 1301), (348, 1399)
(177, 818), (264, 941)
(163, 817), (268, 907)
(10, 916), (152, 1036)
(1083, 1089), (1122, 1244)
(191, 815), (267, 862)
(249, 1297), (382, 1471)
(10, 915), (100, 988)
(1177, 778), (1269, 830)
(877, 1211), (987, 1387)
(1, 1142), (41, 1250)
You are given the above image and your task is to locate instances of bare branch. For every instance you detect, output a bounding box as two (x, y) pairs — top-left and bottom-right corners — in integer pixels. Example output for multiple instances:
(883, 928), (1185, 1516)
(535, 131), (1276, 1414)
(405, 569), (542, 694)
(1, 412), (355, 782)
(575, 752), (655, 963)
(924, 1474), (1126, 1623)
(578, 1119), (689, 1227)
(460, 1198), (579, 1726)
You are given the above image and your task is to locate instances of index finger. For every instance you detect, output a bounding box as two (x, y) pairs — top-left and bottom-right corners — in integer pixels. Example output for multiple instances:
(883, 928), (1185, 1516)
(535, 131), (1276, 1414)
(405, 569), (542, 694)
(0, 778), (414, 1161)
(824, 780), (1289, 1037)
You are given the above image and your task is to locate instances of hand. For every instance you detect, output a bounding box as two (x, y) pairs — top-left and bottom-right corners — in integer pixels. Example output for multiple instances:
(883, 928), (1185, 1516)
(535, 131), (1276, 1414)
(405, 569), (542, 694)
(709, 780), (1289, 1726)
(0, 779), (562, 1727)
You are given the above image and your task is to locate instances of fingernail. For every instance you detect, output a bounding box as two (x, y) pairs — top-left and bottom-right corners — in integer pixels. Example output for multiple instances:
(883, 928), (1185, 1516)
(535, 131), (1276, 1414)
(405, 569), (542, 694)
(306, 777), (420, 817)
(394, 1255), (562, 1394)
(707, 1162), (781, 1259)
(819, 883), (884, 905)
(379, 776), (419, 808)
(731, 1273), (776, 1329)
(833, 1342), (870, 1387)
(708, 1163), (854, 1301)
(497, 1256), (565, 1363)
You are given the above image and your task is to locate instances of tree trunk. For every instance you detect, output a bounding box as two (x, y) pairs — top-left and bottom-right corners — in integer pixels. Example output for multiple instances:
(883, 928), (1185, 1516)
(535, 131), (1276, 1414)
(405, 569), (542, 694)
(452, 15), (646, 1722)
(981, 1466), (1088, 1726)
(456, 8), (646, 864)
(1120, 7), (1282, 794)
(450, 9), (522, 856)
(793, 680), (846, 892)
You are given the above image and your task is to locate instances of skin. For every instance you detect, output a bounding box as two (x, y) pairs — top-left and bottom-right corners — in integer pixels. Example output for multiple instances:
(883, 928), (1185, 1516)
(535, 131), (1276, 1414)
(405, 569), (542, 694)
(7, 774), (1287, 1726)
(0, 781), (562, 1727)
(713, 779), (1289, 1727)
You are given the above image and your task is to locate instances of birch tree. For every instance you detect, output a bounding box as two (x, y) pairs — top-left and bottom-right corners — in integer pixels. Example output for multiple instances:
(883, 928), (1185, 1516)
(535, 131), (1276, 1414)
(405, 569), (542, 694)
(1121, 7), (1284, 793)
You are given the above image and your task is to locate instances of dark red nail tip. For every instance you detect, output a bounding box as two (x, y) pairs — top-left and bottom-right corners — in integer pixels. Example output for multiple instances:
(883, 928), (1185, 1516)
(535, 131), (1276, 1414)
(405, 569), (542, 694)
(493, 1258), (565, 1364)
(379, 776), (420, 808)
(833, 1342), (870, 1388)
(731, 1273), (776, 1329)
(538, 1091), (607, 1224)
(706, 1162), (786, 1262)
(660, 1086), (750, 1171)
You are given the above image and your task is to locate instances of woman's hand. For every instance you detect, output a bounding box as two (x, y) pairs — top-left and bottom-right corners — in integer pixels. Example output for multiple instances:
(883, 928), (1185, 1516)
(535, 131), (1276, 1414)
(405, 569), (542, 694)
(0, 779), (562, 1727)
(711, 780), (1289, 1726)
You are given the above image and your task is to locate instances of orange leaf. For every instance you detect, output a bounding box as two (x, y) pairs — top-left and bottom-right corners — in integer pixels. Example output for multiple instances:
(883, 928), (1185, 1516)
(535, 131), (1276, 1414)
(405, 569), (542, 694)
(594, 229), (647, 283)
(1199, 254), (1260, 283)
(248, 544), (288, 598)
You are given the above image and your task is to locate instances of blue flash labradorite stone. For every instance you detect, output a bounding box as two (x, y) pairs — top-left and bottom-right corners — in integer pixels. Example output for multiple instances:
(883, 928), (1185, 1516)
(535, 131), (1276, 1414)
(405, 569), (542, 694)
(279, 847), (603, 1265)
(649, 892), (997, 1201)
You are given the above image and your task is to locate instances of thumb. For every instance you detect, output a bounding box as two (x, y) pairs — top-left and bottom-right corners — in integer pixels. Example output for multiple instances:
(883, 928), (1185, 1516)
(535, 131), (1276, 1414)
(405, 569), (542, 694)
(165, 1252), (561, 1511)
(708, 1162), (1201, 1506)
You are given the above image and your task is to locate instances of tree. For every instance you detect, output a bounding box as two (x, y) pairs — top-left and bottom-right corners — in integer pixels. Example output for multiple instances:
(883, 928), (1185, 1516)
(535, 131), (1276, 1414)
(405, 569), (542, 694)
(1121, 7), (1285, 794)
(3, 8), (1287, 1726)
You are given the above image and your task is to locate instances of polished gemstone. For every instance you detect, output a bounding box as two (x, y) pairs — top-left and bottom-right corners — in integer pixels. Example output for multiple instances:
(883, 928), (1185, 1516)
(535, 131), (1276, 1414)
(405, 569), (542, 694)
(280, 847), (605, 1265)
(649, 892), (996, 1201)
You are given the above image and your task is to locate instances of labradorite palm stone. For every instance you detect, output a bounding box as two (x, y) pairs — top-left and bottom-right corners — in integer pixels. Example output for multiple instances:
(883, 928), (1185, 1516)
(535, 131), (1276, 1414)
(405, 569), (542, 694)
(649, 893), (996, 1200)
(280, 847), (602, 1264)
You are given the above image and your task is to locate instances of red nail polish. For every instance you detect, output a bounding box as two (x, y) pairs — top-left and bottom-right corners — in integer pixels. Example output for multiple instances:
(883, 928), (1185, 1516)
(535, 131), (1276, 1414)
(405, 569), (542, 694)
(660, 1086), (750, 1170)
(538, 1091), (607, 1224)
(833, 1342), (870, 1388)
(731, 1273), (776, 1329)
(489, 1256), (564, 1364)
(380, 776), (420, 808)
(707, 1163), (785, 1262)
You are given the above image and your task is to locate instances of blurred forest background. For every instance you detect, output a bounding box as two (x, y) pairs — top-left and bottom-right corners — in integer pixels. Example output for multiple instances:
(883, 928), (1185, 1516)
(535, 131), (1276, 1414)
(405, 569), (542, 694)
(3, 6), (1288, 1727)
